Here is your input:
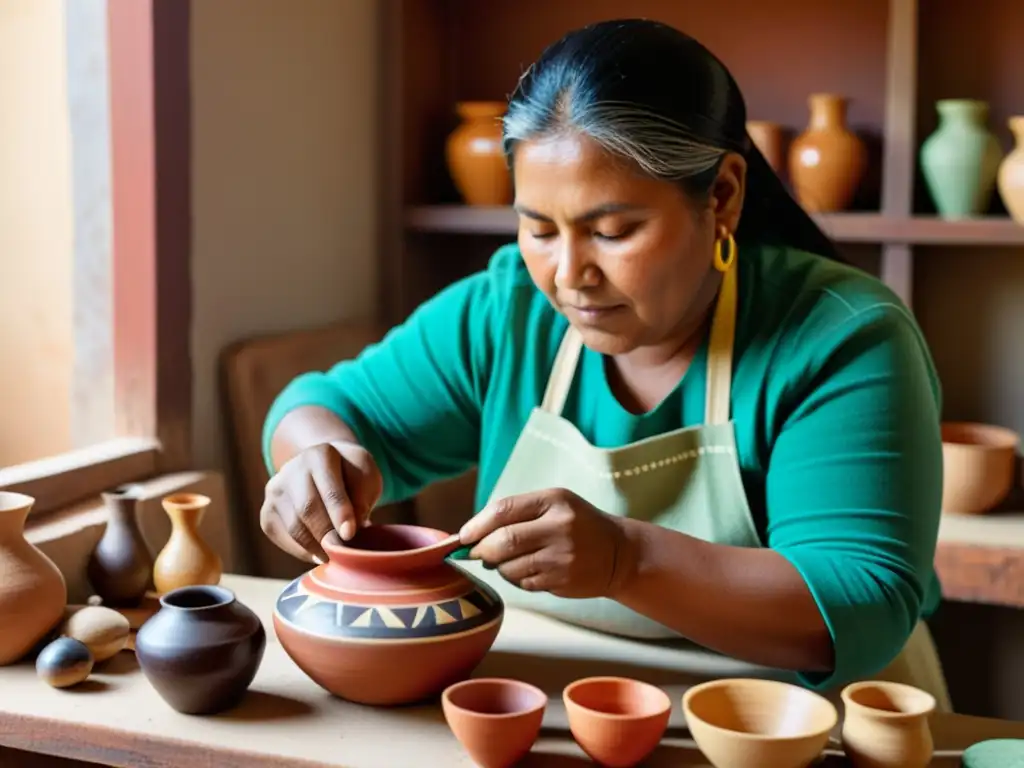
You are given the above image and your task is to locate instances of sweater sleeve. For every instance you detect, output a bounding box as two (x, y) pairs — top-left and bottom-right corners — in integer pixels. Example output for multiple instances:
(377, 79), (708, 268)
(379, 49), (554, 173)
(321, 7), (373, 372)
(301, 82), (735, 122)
(765, 301), (944, 690)
(261, 244), (520, 505)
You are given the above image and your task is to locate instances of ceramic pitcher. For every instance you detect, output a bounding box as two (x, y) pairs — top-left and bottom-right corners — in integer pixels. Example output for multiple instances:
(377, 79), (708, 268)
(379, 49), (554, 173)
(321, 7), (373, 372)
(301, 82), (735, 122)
(920, 99), (1002, 219)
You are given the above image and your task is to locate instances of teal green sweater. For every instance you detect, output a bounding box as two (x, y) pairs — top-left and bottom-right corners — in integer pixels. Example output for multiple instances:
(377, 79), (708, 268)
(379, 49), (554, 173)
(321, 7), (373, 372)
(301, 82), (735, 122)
(263, 242), (944, 690)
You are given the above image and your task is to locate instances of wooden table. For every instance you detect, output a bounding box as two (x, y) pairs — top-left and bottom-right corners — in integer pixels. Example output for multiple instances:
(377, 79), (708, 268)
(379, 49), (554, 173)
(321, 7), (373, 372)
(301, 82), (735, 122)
(1, 575), (1024, 767)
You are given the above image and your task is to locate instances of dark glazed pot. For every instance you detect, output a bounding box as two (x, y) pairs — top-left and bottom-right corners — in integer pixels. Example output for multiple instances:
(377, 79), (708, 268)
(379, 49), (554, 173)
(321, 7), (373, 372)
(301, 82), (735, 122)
(135, 585), (266, 715)
(87, 486), (153, 607)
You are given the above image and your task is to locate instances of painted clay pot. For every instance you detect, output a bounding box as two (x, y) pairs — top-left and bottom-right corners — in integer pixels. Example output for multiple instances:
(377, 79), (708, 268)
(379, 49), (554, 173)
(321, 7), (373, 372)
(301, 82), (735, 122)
(789, 93), (867, 212)
(87, 485), (153, 606)
(997, 117), (1024, 224)
(152, 493), (222, 594)
(920, 99), (1003, 219)
(445, 101), (512, 206)
(841, 681), (935, 768)
(135, 585), (266, 714)
(0, 492), (67, 665)
(746, 120), (786, 176)
(274, 524), (504, 706)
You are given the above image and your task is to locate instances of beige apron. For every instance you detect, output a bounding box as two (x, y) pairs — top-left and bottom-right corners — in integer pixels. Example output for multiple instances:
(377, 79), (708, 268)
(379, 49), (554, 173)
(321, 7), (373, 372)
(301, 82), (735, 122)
(456, 253), (953, 712)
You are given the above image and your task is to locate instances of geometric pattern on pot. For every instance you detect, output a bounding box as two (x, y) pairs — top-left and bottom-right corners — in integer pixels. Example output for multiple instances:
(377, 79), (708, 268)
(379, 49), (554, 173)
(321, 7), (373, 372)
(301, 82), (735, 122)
(275, 576), (503, 641)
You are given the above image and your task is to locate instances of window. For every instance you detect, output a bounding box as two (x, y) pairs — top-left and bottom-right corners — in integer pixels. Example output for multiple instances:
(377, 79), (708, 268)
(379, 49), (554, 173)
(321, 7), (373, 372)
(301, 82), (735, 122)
(0, 0), (191, 517)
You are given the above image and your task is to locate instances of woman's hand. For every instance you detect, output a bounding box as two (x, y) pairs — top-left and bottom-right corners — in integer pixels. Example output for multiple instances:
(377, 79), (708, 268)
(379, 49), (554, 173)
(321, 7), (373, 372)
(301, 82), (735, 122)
(260, 440), (383, 563)
(458, 488), (633, 598)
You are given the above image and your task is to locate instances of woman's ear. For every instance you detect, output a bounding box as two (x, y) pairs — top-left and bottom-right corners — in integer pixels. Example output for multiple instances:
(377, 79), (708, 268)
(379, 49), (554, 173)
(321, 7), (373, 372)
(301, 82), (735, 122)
(710, 153), (747, 236)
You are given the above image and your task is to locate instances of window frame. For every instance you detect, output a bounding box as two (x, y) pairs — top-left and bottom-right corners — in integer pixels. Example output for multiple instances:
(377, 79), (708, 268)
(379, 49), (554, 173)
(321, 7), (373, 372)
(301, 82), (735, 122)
(0, 0), (191, 516)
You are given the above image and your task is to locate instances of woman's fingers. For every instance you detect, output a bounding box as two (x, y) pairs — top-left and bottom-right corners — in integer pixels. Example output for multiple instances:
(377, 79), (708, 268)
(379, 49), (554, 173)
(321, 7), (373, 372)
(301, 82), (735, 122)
(310, 452), (358, 540)
(460, 492), (550, 546)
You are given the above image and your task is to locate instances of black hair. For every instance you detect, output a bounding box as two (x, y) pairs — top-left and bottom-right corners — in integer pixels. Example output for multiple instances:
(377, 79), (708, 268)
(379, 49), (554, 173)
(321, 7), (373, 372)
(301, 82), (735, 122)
(502, 18), (841, 260)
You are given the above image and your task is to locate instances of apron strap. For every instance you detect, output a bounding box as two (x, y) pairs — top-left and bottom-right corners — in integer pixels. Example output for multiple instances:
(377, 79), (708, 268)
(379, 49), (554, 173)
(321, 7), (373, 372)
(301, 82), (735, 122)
(705, 255), (738, 425)
(540, 325), (584, 415)
(541, 258), (738, 421)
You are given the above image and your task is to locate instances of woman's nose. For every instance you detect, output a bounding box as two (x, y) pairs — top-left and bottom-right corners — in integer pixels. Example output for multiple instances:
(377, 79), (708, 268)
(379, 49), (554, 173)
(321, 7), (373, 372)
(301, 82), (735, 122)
(554, 241), (599, 291)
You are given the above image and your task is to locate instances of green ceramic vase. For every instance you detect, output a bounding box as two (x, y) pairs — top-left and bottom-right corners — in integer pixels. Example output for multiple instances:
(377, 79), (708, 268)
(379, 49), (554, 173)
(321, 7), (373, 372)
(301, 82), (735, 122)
(920, 99), (1003, 219)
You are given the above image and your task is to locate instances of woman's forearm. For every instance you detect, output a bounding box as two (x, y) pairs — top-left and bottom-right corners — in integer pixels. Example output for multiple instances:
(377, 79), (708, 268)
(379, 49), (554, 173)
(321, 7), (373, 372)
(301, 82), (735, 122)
(611, 518), (834, 672)
(269, 405), (362, 472)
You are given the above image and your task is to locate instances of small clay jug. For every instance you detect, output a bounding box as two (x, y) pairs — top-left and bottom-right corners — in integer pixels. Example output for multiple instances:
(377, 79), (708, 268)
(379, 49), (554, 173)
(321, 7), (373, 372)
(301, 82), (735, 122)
(0, 492), (67, 665)
(841, 681), (935, 768)
(997, 117), (1024, 224)
(445, 101), (512, 206)
(152, 493), (222, 594)
(789, 93), (867, 212)
(87, 485), (153, 606)
(746, 120), (786, 177)
(135, 584), (266, 714)
(920, 99), (1003, 219)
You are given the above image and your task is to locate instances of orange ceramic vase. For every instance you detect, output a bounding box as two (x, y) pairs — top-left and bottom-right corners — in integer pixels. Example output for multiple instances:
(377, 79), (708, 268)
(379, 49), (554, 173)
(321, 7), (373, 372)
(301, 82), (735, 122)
(274, 524), (503, 705)
(789, 94), (867, 212)
(0, 492), (66, 665)
(445, 101), (512, 206)
(152, 493), (222, 594)
(998, 117), (1024, 224)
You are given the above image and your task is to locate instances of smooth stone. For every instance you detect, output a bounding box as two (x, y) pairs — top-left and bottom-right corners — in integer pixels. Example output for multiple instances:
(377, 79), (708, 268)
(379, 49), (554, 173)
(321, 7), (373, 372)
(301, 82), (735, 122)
(35, 637), (93, 688)
(962, 739), (1024, 768)
(61, 605), (130, 662)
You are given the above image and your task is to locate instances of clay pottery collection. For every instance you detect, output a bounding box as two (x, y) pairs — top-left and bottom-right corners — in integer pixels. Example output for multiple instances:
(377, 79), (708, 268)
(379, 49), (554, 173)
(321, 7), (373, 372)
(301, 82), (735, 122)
(997, 117), (1024, 224)
(274, 524), (503, 705)
(746, 120), (786, 176)
(683, 678), (837, 768)
(442, 678), (547, 768)
(152, 493), (222, 594)
(135, 585), (266, 715)
(789, 93), (867, 212)
(0, 492), (67, 665)
(35, 637), (93, 689)
(61, 605), (131, 663)
(841, 680), (935, 768)
(87, 485), (153, 607)
(920, 99), (1003, 219)
(563, 676), (671, 768)
(940, 421), (1020, 514)
(445, 101), (512, 206)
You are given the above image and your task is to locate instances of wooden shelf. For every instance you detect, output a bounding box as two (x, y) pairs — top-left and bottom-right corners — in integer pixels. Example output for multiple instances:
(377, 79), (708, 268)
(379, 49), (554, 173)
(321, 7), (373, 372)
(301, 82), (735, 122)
(405, 206), (1024, 246)
(936, 512), (1024, 609)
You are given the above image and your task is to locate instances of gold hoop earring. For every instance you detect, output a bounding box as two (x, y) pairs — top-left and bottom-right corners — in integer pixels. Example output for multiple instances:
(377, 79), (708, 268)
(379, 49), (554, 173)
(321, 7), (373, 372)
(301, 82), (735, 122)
(714, 232), (737, 273)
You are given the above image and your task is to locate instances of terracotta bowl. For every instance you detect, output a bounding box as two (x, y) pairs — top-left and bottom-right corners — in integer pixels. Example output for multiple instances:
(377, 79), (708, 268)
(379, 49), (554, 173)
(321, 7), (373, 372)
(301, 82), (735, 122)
(442, 678), (547, 768)
(941, 421), (1019, 515)
(682, 678), (837, 768)
(563, 676), (671, 768)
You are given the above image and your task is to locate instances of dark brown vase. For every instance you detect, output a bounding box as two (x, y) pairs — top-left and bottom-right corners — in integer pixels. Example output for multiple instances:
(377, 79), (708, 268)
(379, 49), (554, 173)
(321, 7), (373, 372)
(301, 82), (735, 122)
(87, 486), (153, 607)
(135, 585), (266, 714)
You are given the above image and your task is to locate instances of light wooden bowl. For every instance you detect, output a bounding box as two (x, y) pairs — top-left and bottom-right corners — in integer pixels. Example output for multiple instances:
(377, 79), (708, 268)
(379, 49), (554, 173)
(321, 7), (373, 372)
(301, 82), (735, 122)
(941, 421), (1019, 515)
(683, 678), (837, 768)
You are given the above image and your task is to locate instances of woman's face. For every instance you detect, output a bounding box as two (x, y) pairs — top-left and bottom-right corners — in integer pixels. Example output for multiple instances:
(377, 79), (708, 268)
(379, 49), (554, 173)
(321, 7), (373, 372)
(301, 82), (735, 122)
(513, 132), (744, 357)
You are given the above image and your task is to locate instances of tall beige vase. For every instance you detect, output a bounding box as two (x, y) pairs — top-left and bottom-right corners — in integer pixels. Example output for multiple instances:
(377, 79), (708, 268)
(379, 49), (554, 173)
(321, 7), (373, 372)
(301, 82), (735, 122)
(0, 492), (67, 664)
(997, 116), (1024, 224)
(152, 493), (222, 594)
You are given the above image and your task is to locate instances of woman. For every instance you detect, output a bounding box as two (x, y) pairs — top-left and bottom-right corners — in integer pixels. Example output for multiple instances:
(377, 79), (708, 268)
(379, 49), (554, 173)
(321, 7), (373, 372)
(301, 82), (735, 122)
(260, 20), (950, 708)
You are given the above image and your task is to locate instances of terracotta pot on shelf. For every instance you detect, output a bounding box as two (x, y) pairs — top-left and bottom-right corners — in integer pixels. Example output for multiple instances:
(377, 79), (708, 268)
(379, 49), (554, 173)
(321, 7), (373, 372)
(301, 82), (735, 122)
(841, 681), (935, 768)
(152, 493), (222, 594)
(789, 93), (867, 212)
(0, 492), (67, 665)
(87, 485), (153, 607)
(941, 421), (1019, 515)
(997, 116), (1024, 224)
(920, 99), (1003, 219)
(135, 585), (266, 714)
(445, 101), (512, 206)
(746, 120), (786, 177)
(273, 524), (503, 706)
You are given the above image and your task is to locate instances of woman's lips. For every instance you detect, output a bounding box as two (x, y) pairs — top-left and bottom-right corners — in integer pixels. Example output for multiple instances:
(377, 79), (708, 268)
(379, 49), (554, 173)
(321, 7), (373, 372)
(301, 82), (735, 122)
(566, 304), (625, 323)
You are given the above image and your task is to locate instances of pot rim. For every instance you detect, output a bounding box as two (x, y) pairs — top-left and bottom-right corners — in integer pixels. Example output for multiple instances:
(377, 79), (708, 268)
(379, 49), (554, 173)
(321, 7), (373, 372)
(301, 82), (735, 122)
(840, 680), (937, 720)
(563, 676), (671, 722)
(0, 491), (35, 513)
(442, 677), (548, 719)
(159, 584), (236, 612)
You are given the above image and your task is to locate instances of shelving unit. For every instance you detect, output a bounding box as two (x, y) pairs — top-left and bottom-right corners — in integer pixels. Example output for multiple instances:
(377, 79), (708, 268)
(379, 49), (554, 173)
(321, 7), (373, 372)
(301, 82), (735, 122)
(376, 0), (1024, 606)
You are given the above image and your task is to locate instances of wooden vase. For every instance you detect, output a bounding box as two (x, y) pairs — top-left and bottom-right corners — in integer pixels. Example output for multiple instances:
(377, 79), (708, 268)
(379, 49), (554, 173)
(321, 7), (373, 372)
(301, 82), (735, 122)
(152, 493), (222, 594)
(789, 93), (867, 212)
(997, 116), (1024, 224)
(0, 492), (67, 665)
(87, 485), (153, 606)
(445, 101), (512, 206)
